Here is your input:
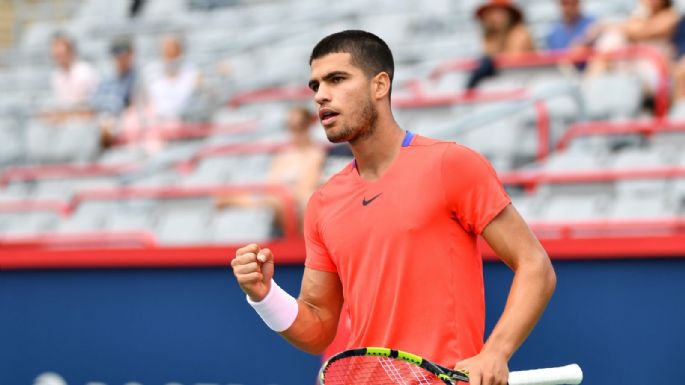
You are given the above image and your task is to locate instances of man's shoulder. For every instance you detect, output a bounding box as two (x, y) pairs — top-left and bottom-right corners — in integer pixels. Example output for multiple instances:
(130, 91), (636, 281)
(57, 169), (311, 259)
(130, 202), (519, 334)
(407, 135), (475, 157)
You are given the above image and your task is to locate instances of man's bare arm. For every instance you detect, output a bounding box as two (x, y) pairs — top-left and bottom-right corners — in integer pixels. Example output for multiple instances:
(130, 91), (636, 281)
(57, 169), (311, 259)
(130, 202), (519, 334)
(280, 267), (344, 354)
(480, 204), (556, 360)
(455, 204), (556, 385)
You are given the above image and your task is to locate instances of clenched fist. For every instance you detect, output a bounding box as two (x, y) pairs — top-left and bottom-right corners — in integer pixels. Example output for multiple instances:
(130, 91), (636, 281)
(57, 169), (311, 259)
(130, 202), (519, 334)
(231, 243), (274, 302)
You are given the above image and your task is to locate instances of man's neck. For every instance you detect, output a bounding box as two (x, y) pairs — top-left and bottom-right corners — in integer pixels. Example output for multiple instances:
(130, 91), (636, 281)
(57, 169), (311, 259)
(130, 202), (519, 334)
(349, 117), (405, 182)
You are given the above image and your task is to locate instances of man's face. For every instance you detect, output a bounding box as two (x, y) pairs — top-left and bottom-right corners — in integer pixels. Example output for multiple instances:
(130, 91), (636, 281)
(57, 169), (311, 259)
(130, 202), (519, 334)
(309, 53), (378, 144)
(114, 51), (133, 74)
(51, 39), (73, 70)
(161, 37), (182, 62)
(560, 0), (580, 22)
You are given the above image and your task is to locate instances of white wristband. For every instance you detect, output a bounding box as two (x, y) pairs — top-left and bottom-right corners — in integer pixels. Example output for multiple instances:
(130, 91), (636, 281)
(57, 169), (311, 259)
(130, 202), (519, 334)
(246, 279), (299, 332)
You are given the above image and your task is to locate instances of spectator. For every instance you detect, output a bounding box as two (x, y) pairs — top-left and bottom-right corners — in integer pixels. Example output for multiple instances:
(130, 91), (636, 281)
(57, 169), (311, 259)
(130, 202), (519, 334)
(92, 37), (138, 147)
(546, 0), (596, 50)
(586, 0), (679, 75)
(43, 33), (99, 122)
(93, 37), (137, 116)
(143, 33), (199, 122)
(466, 0), (535, 89)
(215, 107), (325, 233)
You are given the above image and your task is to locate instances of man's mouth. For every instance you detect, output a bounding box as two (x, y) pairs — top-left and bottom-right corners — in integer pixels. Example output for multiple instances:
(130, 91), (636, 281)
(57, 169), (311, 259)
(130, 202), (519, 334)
(319, 108), (339, 126)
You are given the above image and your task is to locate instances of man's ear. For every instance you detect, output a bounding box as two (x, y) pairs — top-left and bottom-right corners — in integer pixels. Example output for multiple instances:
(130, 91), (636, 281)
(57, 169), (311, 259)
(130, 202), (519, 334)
(372, 72), (391, 101)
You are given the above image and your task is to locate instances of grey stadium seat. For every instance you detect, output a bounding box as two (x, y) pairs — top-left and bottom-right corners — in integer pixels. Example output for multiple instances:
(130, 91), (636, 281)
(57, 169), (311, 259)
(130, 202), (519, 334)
(539, 195), (612, 221)
(155, 207), (213, 245)
(0, 211), (60, 236)
(581, 73), (643, 120)
(210, 207), (275, 244)
(609, 195), (673, 219)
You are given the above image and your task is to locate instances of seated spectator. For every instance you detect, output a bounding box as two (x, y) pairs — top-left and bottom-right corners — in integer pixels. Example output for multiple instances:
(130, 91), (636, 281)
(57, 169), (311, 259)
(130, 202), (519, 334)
(42, 32), (99, 122)
(92, 38), (138, 147)
(143, 33), (200, 122)
(466, 0), (535, 89)
(116, 33), (200, 153)
(546, 0), (596, 50)
(93, 38), (137, 116)
(215, 107), (325, 234)
(585, 0), (678, 77)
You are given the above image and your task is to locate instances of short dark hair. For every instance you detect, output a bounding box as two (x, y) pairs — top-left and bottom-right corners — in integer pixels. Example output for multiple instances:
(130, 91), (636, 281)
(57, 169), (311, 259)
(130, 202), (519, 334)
(310, 30), (394, 85)
(110, 37), (133, 56)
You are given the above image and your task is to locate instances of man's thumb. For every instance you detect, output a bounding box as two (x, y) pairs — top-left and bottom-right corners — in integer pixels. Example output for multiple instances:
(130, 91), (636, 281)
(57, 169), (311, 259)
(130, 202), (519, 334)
(258, 248), (275, 282)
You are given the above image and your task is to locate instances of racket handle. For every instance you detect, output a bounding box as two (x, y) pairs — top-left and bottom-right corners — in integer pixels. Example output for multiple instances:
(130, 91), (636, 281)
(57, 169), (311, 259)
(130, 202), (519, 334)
(508, 364), (583, 385)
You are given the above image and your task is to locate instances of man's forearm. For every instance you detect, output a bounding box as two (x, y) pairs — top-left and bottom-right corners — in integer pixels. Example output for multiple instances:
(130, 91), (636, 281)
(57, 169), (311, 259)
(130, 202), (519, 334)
(482, 254), (556, 360)
(280, 300), (340, 355)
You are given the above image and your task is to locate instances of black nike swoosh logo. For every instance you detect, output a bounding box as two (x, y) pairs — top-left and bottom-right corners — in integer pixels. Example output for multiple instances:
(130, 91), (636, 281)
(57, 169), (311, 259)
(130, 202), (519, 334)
(362, 193), (382, 206)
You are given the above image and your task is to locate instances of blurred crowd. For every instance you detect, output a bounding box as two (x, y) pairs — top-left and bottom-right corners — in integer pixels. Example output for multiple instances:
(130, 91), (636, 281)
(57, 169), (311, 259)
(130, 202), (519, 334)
(42, 31), (203, 152)
(35, 0), (685, 233)
(468, 0), (685, 109)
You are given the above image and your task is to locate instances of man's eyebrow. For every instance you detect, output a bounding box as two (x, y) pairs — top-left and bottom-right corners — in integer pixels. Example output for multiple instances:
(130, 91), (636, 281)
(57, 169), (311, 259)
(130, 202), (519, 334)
(308, 71), (350, 89)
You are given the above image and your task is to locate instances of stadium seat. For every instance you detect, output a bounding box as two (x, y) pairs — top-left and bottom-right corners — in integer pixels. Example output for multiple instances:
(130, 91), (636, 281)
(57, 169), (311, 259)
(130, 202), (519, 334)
(581, 74), (643, 120)
(210, 207), (274, 243)
(0, 211), (60, 236)
(540, 195), (611, 221)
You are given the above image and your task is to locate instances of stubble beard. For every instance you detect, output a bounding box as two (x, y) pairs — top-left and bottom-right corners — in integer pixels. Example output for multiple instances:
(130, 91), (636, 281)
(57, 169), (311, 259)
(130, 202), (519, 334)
(325, 96), (378, 144)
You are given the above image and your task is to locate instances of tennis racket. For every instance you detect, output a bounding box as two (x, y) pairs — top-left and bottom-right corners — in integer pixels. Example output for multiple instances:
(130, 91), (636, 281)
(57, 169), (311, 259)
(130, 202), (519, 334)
(319, 347), (583, 385)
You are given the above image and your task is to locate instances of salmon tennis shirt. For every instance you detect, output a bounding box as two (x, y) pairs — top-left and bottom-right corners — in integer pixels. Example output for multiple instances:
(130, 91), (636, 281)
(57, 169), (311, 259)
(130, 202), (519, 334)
(304, 132), (511, 367)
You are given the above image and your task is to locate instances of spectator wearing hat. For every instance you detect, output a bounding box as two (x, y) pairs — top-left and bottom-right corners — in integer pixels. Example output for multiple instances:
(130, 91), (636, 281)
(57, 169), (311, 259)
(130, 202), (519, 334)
(466, 0), (535, 89)
(91, 37), (139, 148)
(546, 0), (596, 50)
(93, 38), (138, 116)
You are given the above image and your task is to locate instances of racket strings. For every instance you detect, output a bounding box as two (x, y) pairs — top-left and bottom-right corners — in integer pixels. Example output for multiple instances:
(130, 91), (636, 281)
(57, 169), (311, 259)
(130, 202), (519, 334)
(323, 355), (448, 385)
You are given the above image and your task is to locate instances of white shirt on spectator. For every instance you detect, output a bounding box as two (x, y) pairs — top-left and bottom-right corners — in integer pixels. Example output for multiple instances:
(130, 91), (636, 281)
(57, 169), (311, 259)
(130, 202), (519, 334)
(145, 61), (198, 120)
(51, 61), (99, 108)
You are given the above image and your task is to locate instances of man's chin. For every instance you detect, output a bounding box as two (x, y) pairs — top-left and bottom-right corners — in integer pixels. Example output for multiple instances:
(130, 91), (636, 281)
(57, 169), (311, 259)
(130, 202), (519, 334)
(324, 127), (351, 143)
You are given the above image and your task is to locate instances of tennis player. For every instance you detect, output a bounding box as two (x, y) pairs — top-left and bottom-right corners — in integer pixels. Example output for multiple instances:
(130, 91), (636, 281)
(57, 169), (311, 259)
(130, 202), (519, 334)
(231, 30), (556, 385)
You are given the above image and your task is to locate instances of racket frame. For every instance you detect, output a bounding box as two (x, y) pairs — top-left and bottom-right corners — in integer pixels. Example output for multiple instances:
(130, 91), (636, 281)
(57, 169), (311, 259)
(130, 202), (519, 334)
(319, 346), (470, 385)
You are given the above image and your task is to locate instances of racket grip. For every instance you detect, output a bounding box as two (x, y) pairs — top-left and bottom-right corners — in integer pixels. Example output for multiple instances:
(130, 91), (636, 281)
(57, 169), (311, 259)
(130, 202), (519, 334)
(508, 364), (583, 385)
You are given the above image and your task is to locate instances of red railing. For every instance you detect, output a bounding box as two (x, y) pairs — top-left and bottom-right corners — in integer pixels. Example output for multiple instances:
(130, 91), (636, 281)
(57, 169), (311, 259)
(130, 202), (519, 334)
(0, 199), (70, 216)
(71, 184), (300, 240)
(0, 163), (135, 186)
(0, 184), (300, 256)
(429, 45), (671, 117)
(0, 231), (158, 251)
(112, 120), (259, 146)
(558, 119), (685, 150)
(500, 166), (685, 190)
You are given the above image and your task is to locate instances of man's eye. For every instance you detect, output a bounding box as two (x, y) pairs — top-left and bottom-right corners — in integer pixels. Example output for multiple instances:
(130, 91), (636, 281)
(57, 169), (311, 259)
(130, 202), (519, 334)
(332, 76), (343, 83)
(311, 84), (319, 92)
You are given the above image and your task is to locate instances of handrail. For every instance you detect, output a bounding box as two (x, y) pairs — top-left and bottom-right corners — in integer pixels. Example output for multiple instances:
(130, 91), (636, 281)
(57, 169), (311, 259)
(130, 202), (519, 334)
(112, 120), (259, 146)
(0, 231), (158, 250)
(500, 166), (685, 188)
(0, 163), (136, 186)
(428, 82), (585, 162)
(429, 45), (671, 117)
(0, 199), (69, 215)
(71, 184), (300, 240)
(557, 119), (685, 150)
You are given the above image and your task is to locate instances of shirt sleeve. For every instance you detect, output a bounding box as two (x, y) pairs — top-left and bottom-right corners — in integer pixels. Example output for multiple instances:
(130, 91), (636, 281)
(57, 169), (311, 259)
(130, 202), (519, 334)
(441, 144), (511, 235)
(303, 191), (338, 273)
